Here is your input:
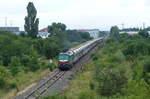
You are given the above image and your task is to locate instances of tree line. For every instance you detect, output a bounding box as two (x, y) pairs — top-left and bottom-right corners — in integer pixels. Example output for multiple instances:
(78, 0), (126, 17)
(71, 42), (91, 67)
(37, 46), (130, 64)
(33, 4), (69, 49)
(0, 2), (92, 91)
(110, 26), (149, 42)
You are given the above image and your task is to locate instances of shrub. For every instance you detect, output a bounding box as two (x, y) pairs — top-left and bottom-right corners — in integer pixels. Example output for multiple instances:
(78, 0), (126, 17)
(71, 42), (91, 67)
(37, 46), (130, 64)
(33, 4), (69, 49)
(27, 57), (40, 71)
(9, 56), (22, 76)
(122, 40), (150, 59)
(106, 50), (126, 63)
(143, 57), (150, 84)
(95, 62), (127, 96)
(91, 53), (99, 61)
(0, 66), (11, 88)
(138, 29), (149, 38)
(129, 61), (143, 82)
(89, 81), (95, 90)
(122, 80), (150, 98)
(78, 91), (94, 99)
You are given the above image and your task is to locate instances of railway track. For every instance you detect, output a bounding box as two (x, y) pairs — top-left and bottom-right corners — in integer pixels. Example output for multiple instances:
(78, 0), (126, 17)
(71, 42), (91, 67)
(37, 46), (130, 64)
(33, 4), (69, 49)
(18, 69), (66, 99)
(15, 39), (105, 99)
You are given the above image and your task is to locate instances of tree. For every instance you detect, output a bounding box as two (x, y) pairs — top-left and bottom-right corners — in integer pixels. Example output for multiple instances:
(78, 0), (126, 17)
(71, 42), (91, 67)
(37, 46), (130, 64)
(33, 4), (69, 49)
(66, 30), (82, 42)
(48, 22), (66, 37)
(48, 22), (67, 52)
(24, 2), (39, 38)
(138, 29), (149, 38)
(110, 26), (120, 42)
(79, 32), (92, 40)
(27, 46), (40, 71)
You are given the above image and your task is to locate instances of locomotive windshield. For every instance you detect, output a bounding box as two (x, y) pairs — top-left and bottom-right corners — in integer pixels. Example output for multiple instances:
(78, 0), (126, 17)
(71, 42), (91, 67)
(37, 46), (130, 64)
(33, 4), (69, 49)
(59, 54), (69, 61)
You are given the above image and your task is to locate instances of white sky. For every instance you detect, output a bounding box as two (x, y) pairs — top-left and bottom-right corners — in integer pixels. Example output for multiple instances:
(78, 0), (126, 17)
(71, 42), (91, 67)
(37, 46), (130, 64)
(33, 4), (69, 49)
(0, 0), (150, 30)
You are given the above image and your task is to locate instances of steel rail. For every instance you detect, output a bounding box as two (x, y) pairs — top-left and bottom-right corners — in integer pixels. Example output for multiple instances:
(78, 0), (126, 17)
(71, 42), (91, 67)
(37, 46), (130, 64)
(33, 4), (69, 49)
(24, 70), (65, 99)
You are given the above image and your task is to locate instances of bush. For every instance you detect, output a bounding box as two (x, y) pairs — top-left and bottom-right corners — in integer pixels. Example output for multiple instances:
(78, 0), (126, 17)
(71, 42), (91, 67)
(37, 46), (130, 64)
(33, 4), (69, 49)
(91, 53), (99, 61)
(138, 29), (149, 38)
(95, 62), (127, 96)
(78, 91), (94, 99)
(0, 66), (11, 88)
(89, 81), (95, 90)
(122, 80), (150, 98)
(143, 57), (150, 84)
(106, 50), (126, 63)
(122, 40), (150, 59)
(27, 57), (40, 72)
(131, 61), (143, 81)
(9, 56), (22, 76)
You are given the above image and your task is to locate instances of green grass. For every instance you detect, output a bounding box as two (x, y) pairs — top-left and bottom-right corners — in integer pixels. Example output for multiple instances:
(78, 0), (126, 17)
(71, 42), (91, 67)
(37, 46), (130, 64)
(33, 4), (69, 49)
(0, 69), (51, 99)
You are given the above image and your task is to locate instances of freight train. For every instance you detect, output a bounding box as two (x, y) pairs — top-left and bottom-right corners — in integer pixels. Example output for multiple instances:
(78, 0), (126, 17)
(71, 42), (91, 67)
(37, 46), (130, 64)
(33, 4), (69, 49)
(58, 38), (103, 70)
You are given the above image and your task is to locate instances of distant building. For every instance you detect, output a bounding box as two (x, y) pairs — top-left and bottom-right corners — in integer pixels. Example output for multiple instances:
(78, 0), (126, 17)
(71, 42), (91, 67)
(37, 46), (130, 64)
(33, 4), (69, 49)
(120, 31), (150, 37)
(119, 31), (138, 35)
(39, 27), (48, 32)
(37, 32), (50, 39)
(38, 27), (50, 39)
(77, 29), (99, 38)
(0, 27), (20, 34)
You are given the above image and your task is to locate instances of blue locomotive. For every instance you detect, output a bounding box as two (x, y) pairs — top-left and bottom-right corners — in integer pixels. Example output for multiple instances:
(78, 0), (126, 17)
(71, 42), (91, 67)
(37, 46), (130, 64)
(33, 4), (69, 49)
(58, 38), (103, 70)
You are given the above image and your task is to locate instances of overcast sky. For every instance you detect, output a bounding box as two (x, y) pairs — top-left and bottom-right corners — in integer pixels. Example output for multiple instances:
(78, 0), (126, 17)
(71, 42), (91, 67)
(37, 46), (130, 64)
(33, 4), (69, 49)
(0, 0), (150, 31)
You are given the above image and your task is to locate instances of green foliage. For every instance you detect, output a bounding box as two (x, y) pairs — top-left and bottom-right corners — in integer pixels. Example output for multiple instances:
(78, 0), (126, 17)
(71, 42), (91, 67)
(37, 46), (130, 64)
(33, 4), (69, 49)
(48, 22), (66, 44)
(43, 33), (150, 99)
(94, 35), (150, 98)
(0, 66), (11, 88)
(130, 61), (143, 81)
(122, 80), (150, 98)
(89, 81), (95, 90)
(138, 29), (149, 38)
(99, 31), (108, 37)
(78, 91), (95, 99)
(66, 30), (82, 42)
(79, 32), (92, 40)
(20, 31), (27, 37)
(122, 40), (150, 59)
(21, 55), (30, 67)
(43, 38), (60, 59)
(27, 57), (39, 72)
(66, 30), (92, 43)
(119, 33), (131, 42)
(42, 94), (67, 99)
(95, 62), (127, 96)
(143, 57), (150, 84)
(24, 2), (39, 38)
(143, 57), (150, 74)
(33, 37), (62, 59)
(47, 23), (92, 58)
(48, 22), (66, 35)
(27, 47), (40, 71)
(48, 23), (69, 54)
(0, 22), (92, 97)
(110, 26), (120, 42)
(0, 32), (42, 73)
(0, 33), (31, 66)
(9, 56), (22, 76)
(113, 50), (126, 63)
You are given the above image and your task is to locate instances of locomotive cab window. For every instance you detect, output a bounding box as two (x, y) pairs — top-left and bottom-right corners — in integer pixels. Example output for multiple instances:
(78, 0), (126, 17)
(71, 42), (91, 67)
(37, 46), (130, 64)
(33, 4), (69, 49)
(59, 54), (69, 61)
